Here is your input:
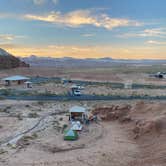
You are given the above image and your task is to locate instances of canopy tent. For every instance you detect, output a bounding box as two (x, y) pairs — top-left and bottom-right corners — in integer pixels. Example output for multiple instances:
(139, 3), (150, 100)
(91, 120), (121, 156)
(2, 75), (30, 81)
(69, 106), (87, 121)
(2, 75), (30, 86)
(64, 129), (78, 141)
(69, 106), (86, 113)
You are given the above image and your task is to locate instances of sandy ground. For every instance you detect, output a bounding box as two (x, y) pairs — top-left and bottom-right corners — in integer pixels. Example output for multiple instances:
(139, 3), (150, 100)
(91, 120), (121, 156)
(0, 100), (166, 166)
(0, 100), (139, 166)
(0, 66), (166, 85)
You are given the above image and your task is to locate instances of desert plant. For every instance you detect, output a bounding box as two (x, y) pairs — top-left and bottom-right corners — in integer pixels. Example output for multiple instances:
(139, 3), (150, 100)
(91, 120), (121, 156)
(0, 149), (7, 155)
(37, 101), (44, 106)
(17, 114), (23, 120)
(0, 89), (11, 96)
(28, 112), (39, 118)
(61, 124), (68, 133)
(59, 117), (63, 121)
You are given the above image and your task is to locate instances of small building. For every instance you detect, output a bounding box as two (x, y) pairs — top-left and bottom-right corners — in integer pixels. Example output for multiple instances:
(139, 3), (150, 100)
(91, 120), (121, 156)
(124, 80), (133, 89)
(25, 81), (33, 88)
(69, 106), (87, 121)
(2, 75), (30, 86)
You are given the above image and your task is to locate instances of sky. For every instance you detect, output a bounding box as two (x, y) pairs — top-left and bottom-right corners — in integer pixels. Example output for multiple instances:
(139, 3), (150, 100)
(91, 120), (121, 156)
(0, 0), (166, 59)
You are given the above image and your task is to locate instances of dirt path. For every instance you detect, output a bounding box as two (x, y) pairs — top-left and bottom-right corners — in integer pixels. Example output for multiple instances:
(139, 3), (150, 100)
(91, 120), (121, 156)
(2, 122), (140, 166)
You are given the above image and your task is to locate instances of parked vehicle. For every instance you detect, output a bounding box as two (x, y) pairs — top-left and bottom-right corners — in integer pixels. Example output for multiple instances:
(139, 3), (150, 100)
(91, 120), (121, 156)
(73, 90), (81, 96)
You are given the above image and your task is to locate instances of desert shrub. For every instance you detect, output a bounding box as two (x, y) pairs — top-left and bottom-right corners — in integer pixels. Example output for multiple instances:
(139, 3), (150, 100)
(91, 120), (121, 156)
(32, 108), (43, 112)
(31, 133), (38, 139)
(61, 124), (68, 133)
(0, 96), (5, 100)
(19, 91), (30, 96)
(2, 106), (11, 113)
(59, 117), (63, 121)
(54, 126), (62, 132)
(37, 101), (44, 106)
(17, 114), (23, 120)
(16, 135), (37, 147)
(28, 112), (39, 118)
(0, 149), (7, 155)
(0, 89), (11, 96)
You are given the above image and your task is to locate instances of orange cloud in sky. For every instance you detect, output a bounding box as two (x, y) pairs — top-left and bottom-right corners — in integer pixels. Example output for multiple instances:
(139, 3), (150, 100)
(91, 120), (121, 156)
(24, 9), (141, 30)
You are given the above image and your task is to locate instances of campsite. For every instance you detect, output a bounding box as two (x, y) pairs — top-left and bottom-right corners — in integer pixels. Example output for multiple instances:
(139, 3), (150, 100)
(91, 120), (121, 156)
(0, 66), (166, 166)
(0, 0), (166, 165)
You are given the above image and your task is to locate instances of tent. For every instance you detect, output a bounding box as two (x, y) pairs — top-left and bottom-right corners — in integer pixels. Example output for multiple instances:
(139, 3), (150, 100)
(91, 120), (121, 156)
(64, 129), (78, 141)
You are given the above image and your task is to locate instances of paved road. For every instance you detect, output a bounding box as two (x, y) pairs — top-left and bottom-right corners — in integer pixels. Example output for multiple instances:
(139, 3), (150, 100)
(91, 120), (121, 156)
(1, 94), (166, 101)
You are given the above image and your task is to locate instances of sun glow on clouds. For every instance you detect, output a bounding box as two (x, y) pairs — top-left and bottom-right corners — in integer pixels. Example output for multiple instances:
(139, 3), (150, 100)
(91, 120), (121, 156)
(147, 40), (166, 45)
(24, 10), (141, 30)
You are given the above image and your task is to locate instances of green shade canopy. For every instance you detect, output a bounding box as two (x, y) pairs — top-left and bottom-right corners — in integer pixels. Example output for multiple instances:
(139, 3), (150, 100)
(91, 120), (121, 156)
(64, 129), (78, 141)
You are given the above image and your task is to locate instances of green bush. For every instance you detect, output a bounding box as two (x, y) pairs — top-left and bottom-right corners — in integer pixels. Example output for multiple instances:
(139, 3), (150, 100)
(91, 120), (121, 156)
(61, 124), (68, 133)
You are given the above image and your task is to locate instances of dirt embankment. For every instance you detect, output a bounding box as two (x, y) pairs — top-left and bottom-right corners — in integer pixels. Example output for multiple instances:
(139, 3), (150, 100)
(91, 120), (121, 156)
(92, 101), (166, 166)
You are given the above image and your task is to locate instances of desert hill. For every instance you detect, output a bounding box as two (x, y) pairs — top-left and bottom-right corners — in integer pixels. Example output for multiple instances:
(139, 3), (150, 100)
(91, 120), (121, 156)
(0, 48), (29, 69)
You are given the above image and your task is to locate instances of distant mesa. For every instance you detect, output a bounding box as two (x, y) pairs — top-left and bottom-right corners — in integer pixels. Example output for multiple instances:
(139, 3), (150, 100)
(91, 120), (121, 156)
(0, 48), (29, 69)
(21, 55), (166, 67)
(20, 55), (115, 67)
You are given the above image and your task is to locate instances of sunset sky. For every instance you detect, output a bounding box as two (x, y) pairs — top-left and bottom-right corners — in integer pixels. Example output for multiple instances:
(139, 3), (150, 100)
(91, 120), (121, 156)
(0, 0), (166, 59)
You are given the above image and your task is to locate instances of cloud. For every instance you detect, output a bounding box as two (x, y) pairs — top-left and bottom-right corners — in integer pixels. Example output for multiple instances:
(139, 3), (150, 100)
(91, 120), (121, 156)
(82, 33), (95, 37)
(52, 0), (58, 5)
(118, 28), (166, 38)
(32, 0), (58, 5)
(33, 0), (46, 5)
(24, 9), (141, 30)
(0, 34), (15, 41)
(0, 13), (14, 19)
(146, 40), (166, 45)
(0, 34), (26, 42)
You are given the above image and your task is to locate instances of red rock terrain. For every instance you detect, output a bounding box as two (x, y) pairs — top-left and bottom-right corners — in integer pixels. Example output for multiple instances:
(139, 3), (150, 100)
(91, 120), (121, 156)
(92, 101), (166, 166)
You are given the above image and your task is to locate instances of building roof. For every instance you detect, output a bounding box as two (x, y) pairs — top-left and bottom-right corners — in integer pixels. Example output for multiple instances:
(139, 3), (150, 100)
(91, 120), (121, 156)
(69, 106), (86, 113)
(2, 75), (30, 81)
(25, 81), (32, 84)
